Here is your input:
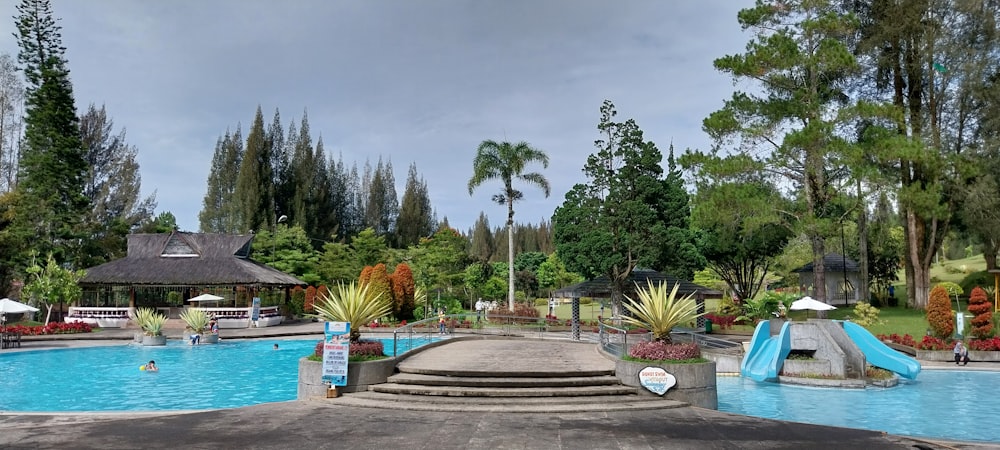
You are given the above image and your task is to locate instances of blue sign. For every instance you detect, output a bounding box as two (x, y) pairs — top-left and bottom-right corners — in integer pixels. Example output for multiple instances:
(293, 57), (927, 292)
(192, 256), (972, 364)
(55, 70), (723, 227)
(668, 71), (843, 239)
(322, 322), (350, 386)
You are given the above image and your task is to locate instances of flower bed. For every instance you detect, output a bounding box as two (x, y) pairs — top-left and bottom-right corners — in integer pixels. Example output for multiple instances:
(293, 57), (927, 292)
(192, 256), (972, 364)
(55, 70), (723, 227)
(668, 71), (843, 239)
(876, 333), (917, 348)
(2, 322), (93, 335)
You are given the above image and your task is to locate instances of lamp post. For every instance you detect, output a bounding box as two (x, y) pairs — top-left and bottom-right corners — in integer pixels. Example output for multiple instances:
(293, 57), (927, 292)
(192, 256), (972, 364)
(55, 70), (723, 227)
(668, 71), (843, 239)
(273, 215), (288, 262)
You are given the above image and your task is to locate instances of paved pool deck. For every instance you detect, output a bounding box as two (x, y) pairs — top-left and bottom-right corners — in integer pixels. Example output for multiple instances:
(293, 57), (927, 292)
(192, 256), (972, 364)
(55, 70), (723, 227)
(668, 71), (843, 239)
(0, 322), (996, 449)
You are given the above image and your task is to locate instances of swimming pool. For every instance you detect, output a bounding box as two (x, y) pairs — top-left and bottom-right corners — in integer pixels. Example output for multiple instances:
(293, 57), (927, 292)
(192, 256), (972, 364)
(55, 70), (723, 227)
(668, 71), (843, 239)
(718, 371), (1000, 443)
(0, 338), (430, 412)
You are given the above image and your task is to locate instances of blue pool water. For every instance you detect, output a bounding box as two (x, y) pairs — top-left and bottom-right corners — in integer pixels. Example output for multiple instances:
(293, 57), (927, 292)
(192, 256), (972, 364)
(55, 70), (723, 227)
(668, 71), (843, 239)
(0, 338), (431, 412)
(718, 371), (1000, 443)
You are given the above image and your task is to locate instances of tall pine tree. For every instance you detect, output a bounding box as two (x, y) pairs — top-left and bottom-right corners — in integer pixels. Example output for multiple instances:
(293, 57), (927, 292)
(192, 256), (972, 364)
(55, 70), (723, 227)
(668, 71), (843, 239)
(12, 0), (89, 267)
(234, 106), (273, 234)
(396, 162), (433, 247)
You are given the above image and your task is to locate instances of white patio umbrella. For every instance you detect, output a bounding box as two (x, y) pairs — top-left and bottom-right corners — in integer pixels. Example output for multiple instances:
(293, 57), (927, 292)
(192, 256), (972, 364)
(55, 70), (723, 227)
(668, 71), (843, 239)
(188, 294), (225, 302)
(790, 296), (836, 318)
(0, 298), (40, 314)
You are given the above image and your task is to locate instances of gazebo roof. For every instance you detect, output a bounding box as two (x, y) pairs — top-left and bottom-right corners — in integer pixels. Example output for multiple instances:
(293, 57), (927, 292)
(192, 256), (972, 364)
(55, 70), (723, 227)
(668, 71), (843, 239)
(553, 268), (722, 299)
(80, 232), (306, 287)
(793, 253), (859, 273)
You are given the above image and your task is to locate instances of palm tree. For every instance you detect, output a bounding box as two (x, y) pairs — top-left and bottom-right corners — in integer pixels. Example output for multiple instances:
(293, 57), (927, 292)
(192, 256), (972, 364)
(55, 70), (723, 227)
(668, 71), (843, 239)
(468, 140), (550, 310)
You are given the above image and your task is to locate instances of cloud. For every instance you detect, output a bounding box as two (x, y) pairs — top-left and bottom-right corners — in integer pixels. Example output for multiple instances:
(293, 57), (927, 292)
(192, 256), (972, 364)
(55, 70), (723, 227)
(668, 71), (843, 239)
(0, 0), (754, 232)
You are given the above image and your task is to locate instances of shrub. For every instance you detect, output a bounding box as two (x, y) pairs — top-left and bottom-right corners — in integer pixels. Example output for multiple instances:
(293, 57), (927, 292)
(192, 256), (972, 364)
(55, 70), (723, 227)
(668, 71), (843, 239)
(960, 271), (993, 297)
(312, 339), (386, 359)
(926, 285), (954, 339)
(967, 286), (993, 339)
(866, 365), (894, 380)
(3, 322), (92, 335)
(917, 335), (951, 350)
(310, 282), (392, 342)
(534, 298), (548, 307)
(705, 313), (736, 330)
(969, 337), (1000, 351)
(850, 303), (884, 328)
(579, 298), (593, 305)
(489, 301), (540, 324)
(715, 295), (741, 318)
(627, 341), (701, 361)
(877, 333), (916, 348)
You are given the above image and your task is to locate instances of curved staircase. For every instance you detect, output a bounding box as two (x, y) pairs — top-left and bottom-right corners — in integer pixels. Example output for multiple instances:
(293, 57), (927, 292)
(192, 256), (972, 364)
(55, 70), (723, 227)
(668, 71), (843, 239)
(330, 338), (687, 413)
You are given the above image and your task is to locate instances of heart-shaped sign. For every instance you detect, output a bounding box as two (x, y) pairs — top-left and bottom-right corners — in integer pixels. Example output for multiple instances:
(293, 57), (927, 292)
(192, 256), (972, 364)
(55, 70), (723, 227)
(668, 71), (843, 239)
(638, 366), (677, 396)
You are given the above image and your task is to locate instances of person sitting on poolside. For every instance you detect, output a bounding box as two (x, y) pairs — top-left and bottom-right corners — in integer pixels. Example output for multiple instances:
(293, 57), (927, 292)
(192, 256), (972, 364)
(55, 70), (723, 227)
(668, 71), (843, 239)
(209, 319), (219, 335)
(145, 360), (158, 372)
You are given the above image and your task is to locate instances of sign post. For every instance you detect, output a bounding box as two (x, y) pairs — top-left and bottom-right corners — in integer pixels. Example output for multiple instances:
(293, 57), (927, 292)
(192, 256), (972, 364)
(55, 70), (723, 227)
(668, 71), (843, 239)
(322, 321), (351, 396)
(251, 297), (261, 327)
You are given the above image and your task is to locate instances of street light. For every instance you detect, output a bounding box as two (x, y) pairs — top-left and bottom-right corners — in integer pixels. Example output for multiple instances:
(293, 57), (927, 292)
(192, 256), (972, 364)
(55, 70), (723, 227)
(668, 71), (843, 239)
(273, 215), (288, 261)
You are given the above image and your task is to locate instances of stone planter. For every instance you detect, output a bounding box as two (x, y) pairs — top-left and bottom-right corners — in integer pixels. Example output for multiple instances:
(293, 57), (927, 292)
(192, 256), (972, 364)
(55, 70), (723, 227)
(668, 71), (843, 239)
(141, 334), (167, 346)
(916, 349), (1000, 362)
(616, 359), (717, 409)
(184, 333), (220, 344)
(298, 356), (398, 399)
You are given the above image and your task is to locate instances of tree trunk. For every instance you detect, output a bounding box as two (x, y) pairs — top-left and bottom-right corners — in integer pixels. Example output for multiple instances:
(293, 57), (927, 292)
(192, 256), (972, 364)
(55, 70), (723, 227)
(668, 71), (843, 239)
(857, 180), (870, 304)
(507, 199), (515, 311)
(811, 237), (828, 318)
(905, 209), (929, 309)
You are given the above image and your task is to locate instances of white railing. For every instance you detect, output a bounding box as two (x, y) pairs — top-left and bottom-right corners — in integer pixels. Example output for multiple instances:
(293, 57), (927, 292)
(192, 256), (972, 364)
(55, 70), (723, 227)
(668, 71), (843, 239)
(65, 307), (131, 328)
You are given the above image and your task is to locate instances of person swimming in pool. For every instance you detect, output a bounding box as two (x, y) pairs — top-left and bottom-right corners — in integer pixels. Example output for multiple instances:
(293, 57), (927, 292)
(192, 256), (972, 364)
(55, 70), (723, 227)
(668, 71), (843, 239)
(144, 360), (158, 372)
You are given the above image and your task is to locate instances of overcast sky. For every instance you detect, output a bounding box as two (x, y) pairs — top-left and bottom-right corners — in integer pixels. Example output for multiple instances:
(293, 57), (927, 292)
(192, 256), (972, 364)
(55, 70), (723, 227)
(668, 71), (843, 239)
(0, 0), (755, 233)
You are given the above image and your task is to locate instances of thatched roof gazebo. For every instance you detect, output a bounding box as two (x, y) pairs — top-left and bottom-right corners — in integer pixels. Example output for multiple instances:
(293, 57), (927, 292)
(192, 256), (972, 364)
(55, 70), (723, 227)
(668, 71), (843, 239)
(554, 268), (723, 301)
(79, 231), (305, 310)
(553, 268), (723, 339)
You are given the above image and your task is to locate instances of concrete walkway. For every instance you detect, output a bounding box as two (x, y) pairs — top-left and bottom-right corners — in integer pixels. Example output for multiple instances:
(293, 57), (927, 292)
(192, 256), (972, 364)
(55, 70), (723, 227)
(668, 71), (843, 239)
(0, 323), (993, 449)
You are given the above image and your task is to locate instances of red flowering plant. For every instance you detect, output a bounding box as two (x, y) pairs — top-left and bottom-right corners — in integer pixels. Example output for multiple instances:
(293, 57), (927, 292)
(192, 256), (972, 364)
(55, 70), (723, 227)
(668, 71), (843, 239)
(310, 339), (387, 362)
(968, 337), (1000, 351)
(705, 313), (736, 330)
(625, 341), (703, 363)
(916, 335), (951, 350)
(2, 322), (92, 335)
(876, 333), (917, 348)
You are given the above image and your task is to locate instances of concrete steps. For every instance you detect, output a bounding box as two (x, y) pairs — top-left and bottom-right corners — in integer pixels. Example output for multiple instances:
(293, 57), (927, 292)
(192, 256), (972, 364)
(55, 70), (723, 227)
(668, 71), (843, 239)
(332, 391), (687, 413)
(330, 339), (686, 413)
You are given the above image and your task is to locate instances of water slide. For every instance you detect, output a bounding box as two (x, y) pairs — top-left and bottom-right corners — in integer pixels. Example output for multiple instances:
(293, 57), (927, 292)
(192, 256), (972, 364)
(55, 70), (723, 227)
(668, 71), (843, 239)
(841, 321), (921, 380)
(740, 320), (792, 382)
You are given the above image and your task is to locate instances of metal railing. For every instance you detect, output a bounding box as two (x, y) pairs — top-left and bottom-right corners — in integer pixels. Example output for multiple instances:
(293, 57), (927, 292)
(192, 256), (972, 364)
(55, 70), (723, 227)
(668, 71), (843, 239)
(390, 313), (588, 357)
(597, 322), (740, 358)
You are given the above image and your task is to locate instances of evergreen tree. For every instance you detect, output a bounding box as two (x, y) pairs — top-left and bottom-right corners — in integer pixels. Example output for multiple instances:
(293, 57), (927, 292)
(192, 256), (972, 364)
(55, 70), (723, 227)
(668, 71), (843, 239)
(693, 0), (858, 307)
(365, 157), (399, 240)
(0, 53), (24, 193)
(554, 101), (702, 317)
(290, 110), (314, 233)
(199, 126), (243, 232)
(78, 103), (156, 266)
(12, 0), (89, 266)
(234, 106), (273, 234)
(267, 108), (285, 222)
(274, 117), (297, 223)
(310, 137), (336, 243)
(396, 162), (433, 247)
(468, 212), (494, 262)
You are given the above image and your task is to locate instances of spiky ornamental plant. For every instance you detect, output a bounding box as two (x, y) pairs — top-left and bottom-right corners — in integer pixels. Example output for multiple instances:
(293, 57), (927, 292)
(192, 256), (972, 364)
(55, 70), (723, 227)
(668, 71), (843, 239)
(179, 308), (210, 334)
(132, 307), (167, 336)
(926, 285), (954, 339)
(622, 281), (705, 344)
(967, 286), (993, 339)
(310, 282), (391, 343)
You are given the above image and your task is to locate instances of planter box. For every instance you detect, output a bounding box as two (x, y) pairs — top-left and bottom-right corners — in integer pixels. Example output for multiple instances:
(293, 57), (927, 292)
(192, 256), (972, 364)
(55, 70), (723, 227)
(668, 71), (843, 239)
(298, 357), (398, 399)
(781, 359), (831, 377)
(916, 349), (1000, 362)
(183, 333), (220, 344)
(616, 359), (717, 409)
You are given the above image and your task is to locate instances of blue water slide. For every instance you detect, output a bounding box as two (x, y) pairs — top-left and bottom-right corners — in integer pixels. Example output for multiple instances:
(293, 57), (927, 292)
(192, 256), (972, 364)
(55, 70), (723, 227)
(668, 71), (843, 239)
(740, 320), (792, 382)
(841, 321), (921, 380)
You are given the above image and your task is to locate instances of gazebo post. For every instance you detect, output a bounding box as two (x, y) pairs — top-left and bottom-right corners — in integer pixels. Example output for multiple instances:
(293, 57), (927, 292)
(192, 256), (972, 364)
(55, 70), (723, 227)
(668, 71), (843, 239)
(571, 296), (580, 341)
(696, 293), (706, 330)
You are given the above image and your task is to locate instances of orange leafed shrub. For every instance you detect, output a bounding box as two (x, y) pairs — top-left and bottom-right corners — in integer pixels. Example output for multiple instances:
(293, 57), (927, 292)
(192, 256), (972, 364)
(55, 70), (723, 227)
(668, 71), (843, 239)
(926, 285), (954, 339)
(967, 286), (993, 339)
(310, 285), (329, 314)
(390, 263), (416, 321)
(304, 285), (317, 313)
(358, 266), (373, 287)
